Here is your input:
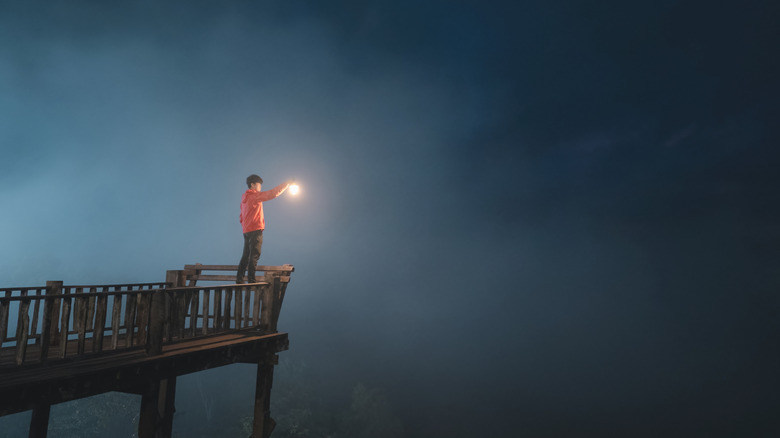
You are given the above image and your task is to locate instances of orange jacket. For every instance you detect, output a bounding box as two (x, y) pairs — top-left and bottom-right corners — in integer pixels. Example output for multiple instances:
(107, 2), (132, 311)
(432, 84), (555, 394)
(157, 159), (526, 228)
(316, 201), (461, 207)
(239, 183), (287, 233)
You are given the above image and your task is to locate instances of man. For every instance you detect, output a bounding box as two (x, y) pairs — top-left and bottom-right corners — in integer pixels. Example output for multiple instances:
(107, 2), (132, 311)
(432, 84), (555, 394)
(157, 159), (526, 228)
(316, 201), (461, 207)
(236, 174), (293, 284)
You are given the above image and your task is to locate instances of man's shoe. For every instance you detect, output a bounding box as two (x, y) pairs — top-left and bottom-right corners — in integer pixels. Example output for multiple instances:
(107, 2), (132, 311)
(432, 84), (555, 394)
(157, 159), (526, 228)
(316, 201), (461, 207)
(236, 278), (245, 284)
(247, 278), (257, 283)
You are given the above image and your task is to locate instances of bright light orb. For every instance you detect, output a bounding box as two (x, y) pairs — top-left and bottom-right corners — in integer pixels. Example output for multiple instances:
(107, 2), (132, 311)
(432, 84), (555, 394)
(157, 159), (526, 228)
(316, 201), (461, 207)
(289, 184), (300, 195)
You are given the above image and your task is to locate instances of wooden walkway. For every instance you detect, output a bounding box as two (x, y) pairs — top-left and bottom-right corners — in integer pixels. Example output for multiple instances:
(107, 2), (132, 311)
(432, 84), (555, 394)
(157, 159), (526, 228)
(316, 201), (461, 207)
(0, 264), (295, 438)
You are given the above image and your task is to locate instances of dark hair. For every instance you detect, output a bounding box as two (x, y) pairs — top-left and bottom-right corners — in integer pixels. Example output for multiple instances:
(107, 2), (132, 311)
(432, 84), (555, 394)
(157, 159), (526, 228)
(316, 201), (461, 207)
(246, 174), (263, 188)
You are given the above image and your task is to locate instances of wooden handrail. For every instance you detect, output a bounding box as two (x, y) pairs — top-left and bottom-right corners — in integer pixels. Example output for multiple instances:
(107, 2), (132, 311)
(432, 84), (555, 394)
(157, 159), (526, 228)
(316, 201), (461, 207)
(183, 264), (294, 272)
(181, 264), (294, 288)
(0, 267), (293, 368)
(0, 283), (168, 294)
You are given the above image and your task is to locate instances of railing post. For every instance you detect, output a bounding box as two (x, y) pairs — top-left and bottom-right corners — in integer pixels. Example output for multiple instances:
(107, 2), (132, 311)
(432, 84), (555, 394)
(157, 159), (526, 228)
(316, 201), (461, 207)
(146, 291), (165, 356)
(164, 271), (183, 339)
(40, 281), (62, 363)
(166, 270), (185, 288)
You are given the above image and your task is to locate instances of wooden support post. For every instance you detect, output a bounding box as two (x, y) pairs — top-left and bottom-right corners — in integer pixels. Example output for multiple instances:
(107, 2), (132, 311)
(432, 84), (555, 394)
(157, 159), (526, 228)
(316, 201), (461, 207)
(29, 403), (51, 438)
(252, 354), (278, 438)
(138, 377), (177, 438)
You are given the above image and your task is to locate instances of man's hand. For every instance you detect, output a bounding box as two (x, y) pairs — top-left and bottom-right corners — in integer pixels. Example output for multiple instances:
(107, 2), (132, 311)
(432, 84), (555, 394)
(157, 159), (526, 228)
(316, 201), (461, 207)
(287, 179), (300, 195)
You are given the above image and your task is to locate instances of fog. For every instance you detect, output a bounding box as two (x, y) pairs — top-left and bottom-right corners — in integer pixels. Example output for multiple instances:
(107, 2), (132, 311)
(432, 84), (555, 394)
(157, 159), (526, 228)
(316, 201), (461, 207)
(1, 1), (778, 436)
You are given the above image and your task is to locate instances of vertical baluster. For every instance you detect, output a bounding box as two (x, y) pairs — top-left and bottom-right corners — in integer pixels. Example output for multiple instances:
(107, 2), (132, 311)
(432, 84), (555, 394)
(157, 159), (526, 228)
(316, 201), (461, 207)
(135, 292), (147, 346)
(16, 290), (31, 365)
(59, 287), (72, 358)
(123, 289), (133, 342)
(126, 292), (138, 347)
(214, 288), (223, 331)
(235, 287), (244, 329)
(189, 289), (200, 338)
(86, 287), (97, 333)
(93, 291), (108, 352)
(177, 291), (187, 339)
(201, 288), (210, 335)
(243, 285), (251, 328)
(223, 287), (233, 329)
(252, 285), (261, 327)
(163, 291), (172, 342)
(30, 289), (41, 345)
(15, 290), (26, 342)
(76, 288), (88, 356)
(142, 292), (154, 347)
(0, 291), (9, 350)
(270, 276), (282, 332)
(111, 288), (122, 350)
(49, 284), (63, 349)
(260, 284), (273, 333)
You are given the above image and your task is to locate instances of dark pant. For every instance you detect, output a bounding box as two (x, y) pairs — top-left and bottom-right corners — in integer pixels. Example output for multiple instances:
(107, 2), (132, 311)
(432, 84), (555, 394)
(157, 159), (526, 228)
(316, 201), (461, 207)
(237, 229), (263, 283)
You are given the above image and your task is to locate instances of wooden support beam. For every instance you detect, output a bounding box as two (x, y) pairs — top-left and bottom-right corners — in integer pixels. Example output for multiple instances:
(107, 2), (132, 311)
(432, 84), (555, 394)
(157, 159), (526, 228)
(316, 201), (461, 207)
(138, 377), (177, 438)
(252, 354), (278, 438)
(29, 403), (51, 438)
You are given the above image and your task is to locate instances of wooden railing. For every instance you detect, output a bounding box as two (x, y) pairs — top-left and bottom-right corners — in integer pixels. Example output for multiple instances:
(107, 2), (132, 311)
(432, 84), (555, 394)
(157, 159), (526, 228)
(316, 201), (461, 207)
(0, 266), (293, 367)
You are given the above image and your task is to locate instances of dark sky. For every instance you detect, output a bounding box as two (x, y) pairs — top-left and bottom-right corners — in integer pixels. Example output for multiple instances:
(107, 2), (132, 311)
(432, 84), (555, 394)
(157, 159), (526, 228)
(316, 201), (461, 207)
(1, 1), (779, 436)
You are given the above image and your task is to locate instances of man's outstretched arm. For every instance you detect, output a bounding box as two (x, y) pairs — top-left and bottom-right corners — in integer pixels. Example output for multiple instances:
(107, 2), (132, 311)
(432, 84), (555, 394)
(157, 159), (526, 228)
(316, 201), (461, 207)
(256, 180), (293, 202)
